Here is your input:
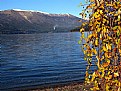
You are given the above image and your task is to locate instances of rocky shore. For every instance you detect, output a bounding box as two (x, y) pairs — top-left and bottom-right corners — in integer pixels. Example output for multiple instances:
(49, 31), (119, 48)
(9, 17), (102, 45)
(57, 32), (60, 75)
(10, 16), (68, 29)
(30, 82), (92, 91)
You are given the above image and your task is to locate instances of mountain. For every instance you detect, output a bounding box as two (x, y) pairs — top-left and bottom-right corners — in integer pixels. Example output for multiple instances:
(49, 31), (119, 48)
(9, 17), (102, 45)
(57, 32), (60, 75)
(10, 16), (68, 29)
(0, 9), (85, 34)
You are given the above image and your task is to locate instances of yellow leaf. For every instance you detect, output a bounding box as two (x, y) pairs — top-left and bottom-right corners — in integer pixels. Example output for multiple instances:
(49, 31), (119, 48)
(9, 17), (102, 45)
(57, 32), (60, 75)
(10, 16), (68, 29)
(118, 8), (121, 14)
(86, 71), (89, 77)
(101, 55), (104, 60)
(118, 87), (120, 91)
(105, 76), (112, 80)
(95, 39), (98, 46)
(118, 15), (121, 21)
(103, 46), (107, 52)
(82, 33), (85, 38)
(114, 13), (118, 17)
(118, 26), (121, 30)
(108, 36), (112, 40)
(107, 59), (110, 64)
(93, 12), (100, 19)
(84, 57), (87, 60)
(113, 26), (118, 30)
(90, 88), (93, 90)
(90, 0), (94, 2)
(105, 52), (112, 58)
(84, 50), (87, 54)
(91, 72), (96, 81)
(99, 10), (103, 14)
(114, 72), (119, 77)
(103, 27), (107, 33)
(119, 49), (121, 55)
(118, 82), (121, 91)
(80, 28), (84, 32)
(106, 44), (111, 50)
(100, 34), (102, 40)
(109, 75), (112, 79)
(88, 34), (93, 39)
(92, 48), (97, 54)
(106, 84), (110, 91)
(90, 3), (96, 7)
(87, 53), (92, 57)
(103, 19), (107, 23)
(95, 14), (100, 18)
(97, 28), (101, 32)
(107, 4), (113, 6)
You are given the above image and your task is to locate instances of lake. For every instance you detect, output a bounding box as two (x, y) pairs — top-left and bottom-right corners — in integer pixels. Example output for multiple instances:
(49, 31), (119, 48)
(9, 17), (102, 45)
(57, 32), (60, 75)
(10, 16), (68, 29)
(0, 32), (90, 91)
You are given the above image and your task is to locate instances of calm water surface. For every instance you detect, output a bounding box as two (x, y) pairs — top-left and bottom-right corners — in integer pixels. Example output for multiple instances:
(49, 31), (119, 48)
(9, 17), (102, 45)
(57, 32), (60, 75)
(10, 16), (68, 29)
(0, 32), (94, 91)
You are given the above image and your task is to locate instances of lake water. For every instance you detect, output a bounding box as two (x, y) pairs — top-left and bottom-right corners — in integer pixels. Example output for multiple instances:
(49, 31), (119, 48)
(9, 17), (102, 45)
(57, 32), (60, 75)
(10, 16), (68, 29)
(0, 32), (91, 91)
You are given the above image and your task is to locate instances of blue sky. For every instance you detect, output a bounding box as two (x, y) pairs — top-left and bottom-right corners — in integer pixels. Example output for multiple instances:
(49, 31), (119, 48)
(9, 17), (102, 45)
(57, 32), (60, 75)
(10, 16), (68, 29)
(0, 0), (85, 17)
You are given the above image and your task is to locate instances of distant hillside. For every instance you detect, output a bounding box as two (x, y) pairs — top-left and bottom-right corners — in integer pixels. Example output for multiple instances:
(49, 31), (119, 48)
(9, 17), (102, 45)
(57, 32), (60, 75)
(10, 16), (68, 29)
(0, 9), (86, 34)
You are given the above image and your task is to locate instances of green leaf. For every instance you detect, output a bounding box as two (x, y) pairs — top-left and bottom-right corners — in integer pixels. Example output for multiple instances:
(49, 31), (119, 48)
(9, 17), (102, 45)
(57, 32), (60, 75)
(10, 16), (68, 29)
(78, 40), (81, 44)
(113, 26), (118, 30)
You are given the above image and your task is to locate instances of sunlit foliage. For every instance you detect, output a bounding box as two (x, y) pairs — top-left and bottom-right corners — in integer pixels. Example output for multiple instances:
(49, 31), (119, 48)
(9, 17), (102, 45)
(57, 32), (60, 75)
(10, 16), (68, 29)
(80, 0), (121, 90)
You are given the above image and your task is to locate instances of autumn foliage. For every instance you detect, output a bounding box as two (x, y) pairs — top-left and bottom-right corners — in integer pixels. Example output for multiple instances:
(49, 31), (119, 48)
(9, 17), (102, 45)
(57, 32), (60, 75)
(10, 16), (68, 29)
(80, 0), (121, 90)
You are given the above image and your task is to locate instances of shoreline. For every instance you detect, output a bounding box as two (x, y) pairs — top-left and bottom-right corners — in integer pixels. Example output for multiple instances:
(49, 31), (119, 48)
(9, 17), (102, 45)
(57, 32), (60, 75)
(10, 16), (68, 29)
(30, 82), (84, 91)
(29, 82), (92, 91)
(1, 82), (87, 91)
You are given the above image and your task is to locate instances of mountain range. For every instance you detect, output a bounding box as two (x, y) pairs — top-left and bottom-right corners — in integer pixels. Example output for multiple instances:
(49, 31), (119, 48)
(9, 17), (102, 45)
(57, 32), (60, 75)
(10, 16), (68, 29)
(0, 9), (85, 34)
